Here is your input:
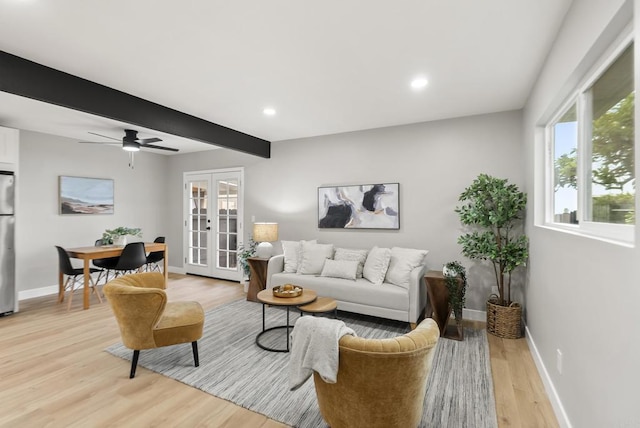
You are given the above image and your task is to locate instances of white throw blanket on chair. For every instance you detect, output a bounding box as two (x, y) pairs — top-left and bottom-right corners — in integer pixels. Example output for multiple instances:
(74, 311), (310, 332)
(288, 316), (356, 391)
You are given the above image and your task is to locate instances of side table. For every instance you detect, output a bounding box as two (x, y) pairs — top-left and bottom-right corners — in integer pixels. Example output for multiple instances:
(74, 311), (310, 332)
(247, 257), (269, 302)
(424, 270), (464, 341)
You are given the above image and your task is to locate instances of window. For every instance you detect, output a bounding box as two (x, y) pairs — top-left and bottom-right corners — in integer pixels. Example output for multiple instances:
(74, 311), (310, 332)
(546, 38), (635, 243)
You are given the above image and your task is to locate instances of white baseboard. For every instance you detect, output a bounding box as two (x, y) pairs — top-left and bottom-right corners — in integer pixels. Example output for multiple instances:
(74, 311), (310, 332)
(18, 266), (185, 301)
(19, 284), (58, 300)
(444, 308), (485, 322)
(463, 307), (486, 321)
(168, 265), (186, 274)
(525, 325), (572, 428)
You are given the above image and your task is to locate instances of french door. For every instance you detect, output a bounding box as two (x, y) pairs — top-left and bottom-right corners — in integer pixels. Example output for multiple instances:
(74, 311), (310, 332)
(184, 169), (243, 281)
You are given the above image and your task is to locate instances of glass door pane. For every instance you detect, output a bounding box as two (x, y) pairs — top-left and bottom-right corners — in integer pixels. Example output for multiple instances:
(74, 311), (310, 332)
(216, 178), (238, 270)
(188, 180), (209, 267)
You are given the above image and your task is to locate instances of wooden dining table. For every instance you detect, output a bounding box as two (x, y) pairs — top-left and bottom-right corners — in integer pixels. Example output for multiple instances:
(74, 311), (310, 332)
(63, 242), (168, 310)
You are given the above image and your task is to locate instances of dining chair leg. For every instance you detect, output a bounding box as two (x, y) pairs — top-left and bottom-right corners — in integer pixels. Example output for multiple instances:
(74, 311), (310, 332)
(90, 277), (103, 304)
(94, 270), (103, 286)
(192, 341), (200, 367)
(66, 276), (77, 312)
(130, 350), (140, 379)
(58, 276), (70, 304)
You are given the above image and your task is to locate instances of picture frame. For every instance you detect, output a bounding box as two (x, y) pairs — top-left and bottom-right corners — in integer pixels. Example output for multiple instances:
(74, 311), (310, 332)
(318, 183), (399, 229)
(59, 176), (114, 215)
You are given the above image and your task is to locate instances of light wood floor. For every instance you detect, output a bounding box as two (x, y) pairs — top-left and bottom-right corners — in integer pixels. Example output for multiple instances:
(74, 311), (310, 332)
(0, 274), (558, 427)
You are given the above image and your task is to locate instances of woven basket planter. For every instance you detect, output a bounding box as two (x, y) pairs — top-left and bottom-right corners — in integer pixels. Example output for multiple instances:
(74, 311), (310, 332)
(486, 298), (522, 339)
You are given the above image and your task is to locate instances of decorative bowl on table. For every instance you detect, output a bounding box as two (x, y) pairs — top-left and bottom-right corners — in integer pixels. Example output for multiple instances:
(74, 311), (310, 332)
(272, 284), (303, 298)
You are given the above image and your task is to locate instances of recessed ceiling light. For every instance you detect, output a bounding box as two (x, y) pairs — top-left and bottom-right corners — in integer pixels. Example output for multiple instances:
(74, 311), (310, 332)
(263, 107), (276, 116)
(410, 77), (428, 90)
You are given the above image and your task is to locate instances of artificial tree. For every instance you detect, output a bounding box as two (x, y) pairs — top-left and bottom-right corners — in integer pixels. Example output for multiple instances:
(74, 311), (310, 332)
(455, 174), (528, 308)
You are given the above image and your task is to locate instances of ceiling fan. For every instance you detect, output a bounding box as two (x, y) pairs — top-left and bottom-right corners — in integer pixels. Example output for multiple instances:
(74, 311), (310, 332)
(80, 129), (179, 152)
(80, 129), (178, 169)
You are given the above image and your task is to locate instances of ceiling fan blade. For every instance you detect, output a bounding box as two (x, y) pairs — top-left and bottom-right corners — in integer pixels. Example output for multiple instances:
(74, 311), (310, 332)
(88, 131), (120, 142)
(139, 137), (162, 144)
(141, 143), (179, 152)
(78, 141), (120, 145)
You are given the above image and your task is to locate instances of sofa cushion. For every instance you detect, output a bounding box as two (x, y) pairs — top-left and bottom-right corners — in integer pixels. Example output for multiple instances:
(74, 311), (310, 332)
(334, 248), (368, 278)
(363, 246), (391, 285)
(270, 273), (409, 311)
(321, 259), (359, 281)
(282, 240), (316, 273)
(385, 247), (428, 289)
(298, 242), (334, 275)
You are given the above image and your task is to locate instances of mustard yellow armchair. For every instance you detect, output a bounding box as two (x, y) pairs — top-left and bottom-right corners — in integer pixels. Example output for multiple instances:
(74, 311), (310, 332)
(103, 272), (205, 379)
(313, 318), (440, 428)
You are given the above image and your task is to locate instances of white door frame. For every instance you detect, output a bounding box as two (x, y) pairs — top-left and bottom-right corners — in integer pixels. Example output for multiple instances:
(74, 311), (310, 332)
(183, 167), (244, 280)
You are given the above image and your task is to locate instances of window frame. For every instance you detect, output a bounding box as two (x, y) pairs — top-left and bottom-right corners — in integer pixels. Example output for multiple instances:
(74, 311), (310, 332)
(543, 28), (635, 245)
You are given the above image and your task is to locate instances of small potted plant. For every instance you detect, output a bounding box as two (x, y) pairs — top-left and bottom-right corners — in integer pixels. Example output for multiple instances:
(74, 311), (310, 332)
(103, 227), (143, 246)
(456, 174), (528, 339)
(237, 238), (257, 292)
(442, 261), (467, 337)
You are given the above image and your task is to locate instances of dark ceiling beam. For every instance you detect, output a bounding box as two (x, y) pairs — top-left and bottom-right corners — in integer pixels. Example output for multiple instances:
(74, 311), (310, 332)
(0, 50), (270, 158)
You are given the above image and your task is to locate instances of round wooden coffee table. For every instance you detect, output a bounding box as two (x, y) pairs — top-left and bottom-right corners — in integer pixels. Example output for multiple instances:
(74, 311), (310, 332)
(256, 288), (317, 352)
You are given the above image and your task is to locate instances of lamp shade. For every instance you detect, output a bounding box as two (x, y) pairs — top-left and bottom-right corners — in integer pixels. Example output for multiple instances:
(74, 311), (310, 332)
(253, 222), (278, 242)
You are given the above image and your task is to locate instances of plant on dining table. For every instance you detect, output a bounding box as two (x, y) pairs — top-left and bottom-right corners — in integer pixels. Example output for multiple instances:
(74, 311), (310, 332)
(102, 227), (142, 244)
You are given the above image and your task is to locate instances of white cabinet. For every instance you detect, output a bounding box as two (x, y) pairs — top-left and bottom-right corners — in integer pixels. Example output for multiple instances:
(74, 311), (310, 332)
(0, 127), (19, 166)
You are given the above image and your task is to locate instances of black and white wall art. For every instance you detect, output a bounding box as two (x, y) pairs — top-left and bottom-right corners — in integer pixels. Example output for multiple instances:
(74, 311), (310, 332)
(318, 183), (399, 229)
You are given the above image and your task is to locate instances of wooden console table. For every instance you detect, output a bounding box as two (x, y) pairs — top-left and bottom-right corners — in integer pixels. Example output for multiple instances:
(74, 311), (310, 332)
(246, 257), (269, 302)
(424, 270), (464, 341)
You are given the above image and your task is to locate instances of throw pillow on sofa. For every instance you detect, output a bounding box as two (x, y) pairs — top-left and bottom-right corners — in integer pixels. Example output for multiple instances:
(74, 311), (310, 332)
(282, 239), (317, 273)
(298, 242), (334, 275)
(362, 246), (392, 285)
(385, 247), (428, 289)
(334, 248), (368, 278)
(320, 259), (359, 280)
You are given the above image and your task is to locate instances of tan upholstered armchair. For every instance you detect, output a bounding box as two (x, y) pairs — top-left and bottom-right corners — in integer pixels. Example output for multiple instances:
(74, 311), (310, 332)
(103, 272), (205, 379)
(313, 318), (440, 428)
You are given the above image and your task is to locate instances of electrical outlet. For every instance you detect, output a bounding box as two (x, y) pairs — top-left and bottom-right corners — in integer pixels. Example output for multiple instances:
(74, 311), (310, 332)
(556, 349), (563, 374)
(251, 215), (255, 223)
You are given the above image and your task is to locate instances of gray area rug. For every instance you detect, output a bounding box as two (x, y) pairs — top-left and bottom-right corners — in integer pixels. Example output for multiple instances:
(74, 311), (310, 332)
(105, 299), (497, 428)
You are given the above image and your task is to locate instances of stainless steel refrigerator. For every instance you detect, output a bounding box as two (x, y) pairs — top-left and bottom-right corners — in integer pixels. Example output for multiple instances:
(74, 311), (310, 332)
(0, 171), (15, 316)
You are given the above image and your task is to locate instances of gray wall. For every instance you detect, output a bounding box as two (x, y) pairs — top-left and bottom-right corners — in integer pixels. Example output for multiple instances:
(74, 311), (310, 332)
(168, 110), (524, 311)
(523, 0), (638, 426)
(16, 130), (169, 292)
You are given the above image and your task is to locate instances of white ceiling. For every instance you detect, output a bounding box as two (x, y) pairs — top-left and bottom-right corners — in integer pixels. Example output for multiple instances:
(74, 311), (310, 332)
(0, 0), (572, 155)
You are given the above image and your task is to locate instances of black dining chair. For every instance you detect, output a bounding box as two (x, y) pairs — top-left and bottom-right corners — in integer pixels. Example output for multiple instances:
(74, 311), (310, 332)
(93, 239), (119, 285)
(112, 242), (147, 278)
(55, 246), (103, 311)
(145, 236), (165, 272)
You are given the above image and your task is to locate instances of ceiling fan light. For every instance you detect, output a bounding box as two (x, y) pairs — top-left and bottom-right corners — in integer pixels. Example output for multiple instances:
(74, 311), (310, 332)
(123, 140), (140, 151)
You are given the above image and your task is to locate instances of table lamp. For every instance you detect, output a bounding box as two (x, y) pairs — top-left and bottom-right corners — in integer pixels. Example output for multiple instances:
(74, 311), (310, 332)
(253, 222), (279, 258)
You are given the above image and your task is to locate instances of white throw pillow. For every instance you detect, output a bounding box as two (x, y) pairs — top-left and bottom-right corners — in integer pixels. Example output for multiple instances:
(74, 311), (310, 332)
(385, 247), (428, 289)
(282, 240), (316, 273)
(334, 248), (369, 278)
(362, 246), (392, 285)
(320, 259), (359, 280)
(298, 242), (334, 275)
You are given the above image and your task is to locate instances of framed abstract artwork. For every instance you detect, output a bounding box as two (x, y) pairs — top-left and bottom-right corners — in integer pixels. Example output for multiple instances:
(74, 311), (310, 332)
(59, 176), (114, 215)
(318, 183), (399, 229)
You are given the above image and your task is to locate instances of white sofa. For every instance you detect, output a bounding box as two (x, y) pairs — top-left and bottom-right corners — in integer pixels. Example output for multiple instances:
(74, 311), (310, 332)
(266, 245), (428, 327)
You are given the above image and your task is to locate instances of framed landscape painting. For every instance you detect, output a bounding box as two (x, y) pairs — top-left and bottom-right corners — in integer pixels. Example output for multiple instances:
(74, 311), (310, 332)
(318, 183), (399, 229)
(59, 176), (114, 215)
